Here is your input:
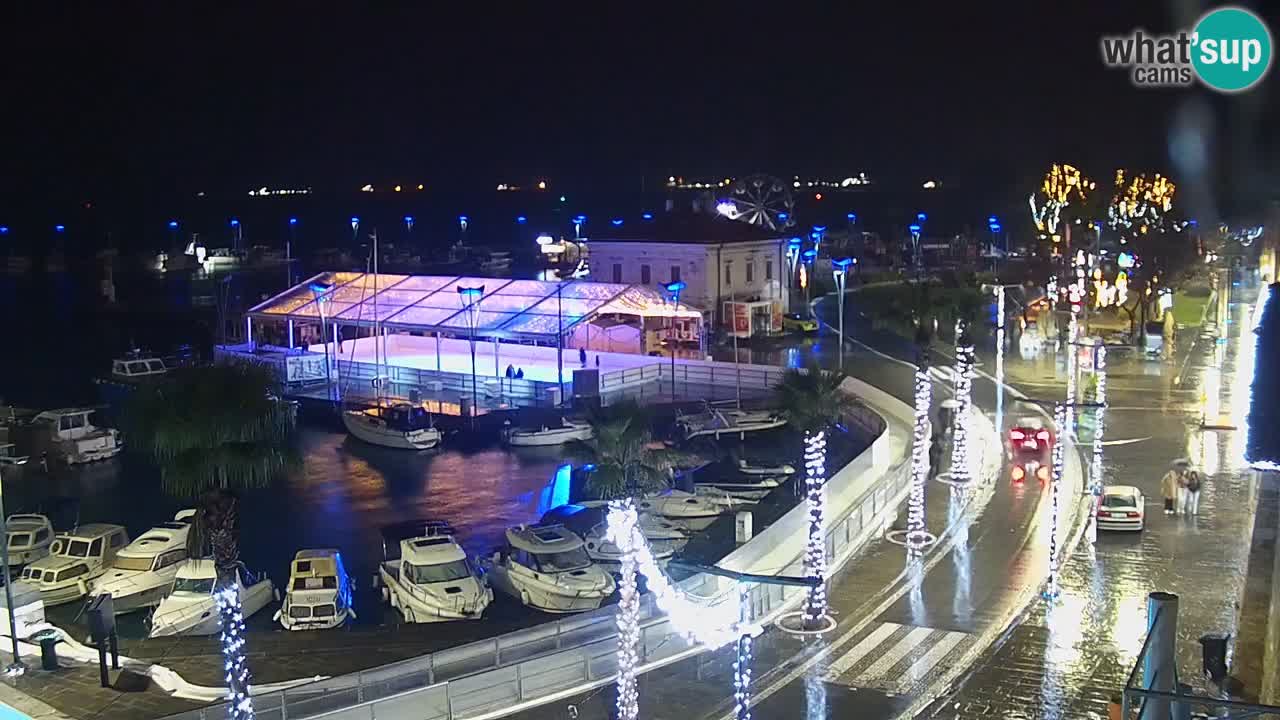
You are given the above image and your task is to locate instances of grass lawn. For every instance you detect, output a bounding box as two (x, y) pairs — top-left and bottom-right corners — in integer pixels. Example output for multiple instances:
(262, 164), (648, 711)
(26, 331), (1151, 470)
(1172, 290), (1212, 327)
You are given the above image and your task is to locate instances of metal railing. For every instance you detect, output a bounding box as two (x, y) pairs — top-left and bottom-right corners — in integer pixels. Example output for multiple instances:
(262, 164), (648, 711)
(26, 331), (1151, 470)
(164, 444), (911, 720)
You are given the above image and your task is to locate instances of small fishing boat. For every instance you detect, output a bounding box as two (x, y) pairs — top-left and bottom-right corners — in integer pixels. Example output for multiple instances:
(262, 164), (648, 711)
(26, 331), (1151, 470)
(343, 402), (442, 450)
(30, 408), (123, 464)
(4, 514), (55, 568)
(482, 525), (615, 613)
(90, 510), (197, 613)
(20, 524), (131, 606)
(377, 521), (491, 623)
(148, 560), (276, 637)
(276, 549), (356, 630)
(695, 473), (785, 501)
(502, 418), (593, 447)
(675, 406), (787, 440)
(637, 490), (727, 532)
(735, 458), (796, 476)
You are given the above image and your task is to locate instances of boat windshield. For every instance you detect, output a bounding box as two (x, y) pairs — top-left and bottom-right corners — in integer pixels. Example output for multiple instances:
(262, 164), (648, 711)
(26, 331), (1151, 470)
(8, 533), (30, 548)
(534, 548), (592, 573)
(403, 559), (471, 584)
(60, 540), (92, 558)
(173, 577), (216, 594)
(114, 555), (156, 572)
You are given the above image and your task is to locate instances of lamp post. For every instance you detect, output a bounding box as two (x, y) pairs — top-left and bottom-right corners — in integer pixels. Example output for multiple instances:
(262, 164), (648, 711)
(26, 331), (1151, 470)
(801, 248), (817, 310)
(811, 226), (827, 256)
(786, 237), (802, 312)
(308, 282), (334, 402)
(404, 215), (414, 233)
(831, 258), (853, 369)
(167, 220), (179, 250)
(662, 281), (686, 402)
(287, 217), (298, 287)
(573, 215), (586, 240)
(230, 218), (241, 251)
(457, 285), (485, 428)
(556, 280), (565, 404)
(908, 222), (923, 280)
(1, 454), (30, 675)
(350, 216), (360, 244)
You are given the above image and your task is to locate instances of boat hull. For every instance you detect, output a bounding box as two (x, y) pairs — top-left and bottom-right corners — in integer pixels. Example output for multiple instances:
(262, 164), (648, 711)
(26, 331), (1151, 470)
(148, 580), (275, 637)
(343, 411), (440, 450)
(504, 426), (592, 447)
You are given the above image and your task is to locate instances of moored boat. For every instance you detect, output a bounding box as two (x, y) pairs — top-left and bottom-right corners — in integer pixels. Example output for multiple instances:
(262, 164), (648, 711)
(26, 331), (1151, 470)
(502, 418), (593, 447)
(481, 524), (615, 613)
(90, 510), (196, 613)
(276, 549), (356, 630)
(377, 521), (491, 623)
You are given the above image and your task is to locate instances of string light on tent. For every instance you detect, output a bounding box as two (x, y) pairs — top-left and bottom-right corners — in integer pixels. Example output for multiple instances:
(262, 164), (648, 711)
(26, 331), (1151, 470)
(1045, 402), (1066, 601)
(802, 430), (828, 625)
(217, 586), (255, 720)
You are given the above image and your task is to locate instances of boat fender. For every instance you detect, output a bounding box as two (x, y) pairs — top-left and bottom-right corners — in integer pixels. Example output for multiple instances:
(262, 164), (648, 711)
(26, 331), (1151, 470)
(347, 608), (357, 621)
(380, 587), (390, 603)
(273, 588), (282, 602)
(371, 573), (380, 589)
(519, 588), (531, 607)
(272, 610), (282, 622)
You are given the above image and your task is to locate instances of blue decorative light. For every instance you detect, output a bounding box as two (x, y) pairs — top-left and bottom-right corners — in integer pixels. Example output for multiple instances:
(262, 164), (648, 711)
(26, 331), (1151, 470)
(230, 218), (240, 227)
(289, 217), (298, 226)
(832, 257), (853, 272)
(559, 195), (567, 202)
(308, 281), (333, 295)
(813, 225), (827, 233)
(917, 212), (927, 222)
(168, 220), (179, 229)
(987, 216), (998, 224)
(611, 218), (624, 226)
(662, 280), (686, 295)
(846, 213), (857, 221)
(0, 226), (8, 234)
(459, 215), (469, 222)
(54, 224), (66, 233)
(778, 212), (790, 220)
(516, 215), (527, 224)
(990, 224), (1002, 232)
(350, 216), (360, 224)
(909, 224), (921, 233)
(802, 248), (817, 262)
(642, 212), (654, 221)
(574, 214), (586, 223)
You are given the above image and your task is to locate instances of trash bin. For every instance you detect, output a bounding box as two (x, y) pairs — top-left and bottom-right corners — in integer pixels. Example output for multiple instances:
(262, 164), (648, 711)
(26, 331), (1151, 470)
(1199, 633), (1231, 682)
(39, 637), (58, 670)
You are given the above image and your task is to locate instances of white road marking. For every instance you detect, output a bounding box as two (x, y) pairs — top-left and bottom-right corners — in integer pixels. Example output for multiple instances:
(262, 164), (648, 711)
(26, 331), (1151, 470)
(820, 622), (902, 679)
(886, 629), (968, 694)
(842, 625), (934, 686)
(1099, 436), (1152, 446)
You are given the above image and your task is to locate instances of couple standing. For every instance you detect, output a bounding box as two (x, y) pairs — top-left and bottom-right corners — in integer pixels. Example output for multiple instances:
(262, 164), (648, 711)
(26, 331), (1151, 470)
(1161, 459), (1203, 516)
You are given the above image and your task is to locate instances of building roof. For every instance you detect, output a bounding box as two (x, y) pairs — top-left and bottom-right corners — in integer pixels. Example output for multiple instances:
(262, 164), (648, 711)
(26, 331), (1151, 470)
(249, 271), (701, 341)
(591, 212), (788, 245)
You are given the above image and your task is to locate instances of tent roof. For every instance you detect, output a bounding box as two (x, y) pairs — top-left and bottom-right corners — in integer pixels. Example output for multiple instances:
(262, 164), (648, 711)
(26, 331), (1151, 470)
(249, 272), (701, 342)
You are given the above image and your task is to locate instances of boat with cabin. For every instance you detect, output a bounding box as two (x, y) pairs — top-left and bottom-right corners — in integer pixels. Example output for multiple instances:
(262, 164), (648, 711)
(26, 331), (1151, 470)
(148, 560), (276, 637)
(377, 521), (491, 623)
(19, 523), (130, 606)
(675, 405), (787, 440)
(482, 525), (616, 613)
(343, 402), (442, 450)
(4, 514), (55, 567)
(502, 418), (593, 447)
(637, 489), (727, 532)
(276, 549), (356, 630)
(30, 408), (123, 464)
(89, 510), (196, 613)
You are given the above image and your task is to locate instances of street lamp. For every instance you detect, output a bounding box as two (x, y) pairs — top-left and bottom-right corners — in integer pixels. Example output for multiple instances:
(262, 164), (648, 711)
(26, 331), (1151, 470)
(350, 216), (360, 243)
(0, 453), (30, 675)
(404, 215), (414, 233)
(831, 258), (854, 369)
(801, 248), (817, 309)
(908, 223), (923, 278)
(308, 282), (335, 401)
(230, 218), (241, 250)
(662, 281), (686, 402)
(811, 226), (827, 256)
(287, 218), (298, 286)
(457, 285), (485, 427)
(573, 215), (586, 239)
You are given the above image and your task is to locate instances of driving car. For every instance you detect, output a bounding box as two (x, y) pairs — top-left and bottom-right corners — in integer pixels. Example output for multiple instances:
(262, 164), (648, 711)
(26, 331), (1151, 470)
(1096, 485), (1145, 531)
(782, 313), (818, 333)
(1008, 416), (1053, 483)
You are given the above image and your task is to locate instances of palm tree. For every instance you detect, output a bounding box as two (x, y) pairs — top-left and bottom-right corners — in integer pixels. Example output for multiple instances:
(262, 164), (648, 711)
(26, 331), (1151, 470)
(773, 359), (860, 630)
(565, 401), (681, 500)
(124, 361), (298, 720)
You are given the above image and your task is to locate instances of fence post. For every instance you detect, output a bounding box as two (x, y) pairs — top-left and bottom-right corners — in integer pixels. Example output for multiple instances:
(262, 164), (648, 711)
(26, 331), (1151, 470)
(280, 691), (290, 720)
(516, 662), (524, 700)
(356, 671), (365, 703)
(1141, 592), (1179, 720)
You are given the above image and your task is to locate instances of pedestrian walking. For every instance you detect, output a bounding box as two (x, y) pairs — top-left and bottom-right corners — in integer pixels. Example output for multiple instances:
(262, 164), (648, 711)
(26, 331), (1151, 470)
(1183, 470), (1203, 516)
(1160, 465), (1182, 515)
(579, 346), (587, 368)
(928, 435), (943, 480)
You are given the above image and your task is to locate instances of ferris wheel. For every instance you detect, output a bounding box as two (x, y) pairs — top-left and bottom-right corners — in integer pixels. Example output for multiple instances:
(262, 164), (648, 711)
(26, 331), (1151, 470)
(726, 174), (795, 231)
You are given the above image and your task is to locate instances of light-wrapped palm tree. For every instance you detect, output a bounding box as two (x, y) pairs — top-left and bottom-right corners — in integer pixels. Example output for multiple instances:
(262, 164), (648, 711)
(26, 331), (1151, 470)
(124, 362), (298, 720)
(773, 359), (860, 630)
(566, 400), (681, 500)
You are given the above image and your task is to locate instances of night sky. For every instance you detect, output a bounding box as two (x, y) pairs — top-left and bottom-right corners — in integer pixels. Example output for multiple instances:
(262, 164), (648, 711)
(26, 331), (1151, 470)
(2, 3), (1278, 220)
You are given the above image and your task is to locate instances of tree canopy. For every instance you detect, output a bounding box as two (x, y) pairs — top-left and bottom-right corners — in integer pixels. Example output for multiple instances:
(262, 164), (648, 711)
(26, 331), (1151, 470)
(773, 360), (862, 436)
(565, 400), (682, 500)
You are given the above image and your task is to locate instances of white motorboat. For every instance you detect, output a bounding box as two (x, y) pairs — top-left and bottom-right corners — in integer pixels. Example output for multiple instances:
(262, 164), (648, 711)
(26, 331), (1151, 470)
(5, 514), (55, 567)
(541, 504), (687, 566)
(19, 524), (131, 606)
(107, 354), (170, 383)
(637, 490), (727, 532)
(482, 525), (616, 613)
(675, 406), (787, 440)
(502, 418), (593, 447)
(377, 521), (491, 623)
(90, 510), (196, 613)
(148, 560), (276, 637)
(276, 549), (356, 630)
(735, 458), (795, 476)
(343, 403), (442, 450)
(695, 473), (785, 501)
(31, 408), (123, 464)
(691, 485), (757, 510)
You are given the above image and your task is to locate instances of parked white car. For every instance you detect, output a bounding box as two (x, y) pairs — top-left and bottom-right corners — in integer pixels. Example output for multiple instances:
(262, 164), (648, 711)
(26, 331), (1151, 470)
(1097, 485), (1145, 532)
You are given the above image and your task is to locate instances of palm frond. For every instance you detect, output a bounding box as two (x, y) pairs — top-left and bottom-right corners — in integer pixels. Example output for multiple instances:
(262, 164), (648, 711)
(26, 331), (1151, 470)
(773, 359), (862, 434)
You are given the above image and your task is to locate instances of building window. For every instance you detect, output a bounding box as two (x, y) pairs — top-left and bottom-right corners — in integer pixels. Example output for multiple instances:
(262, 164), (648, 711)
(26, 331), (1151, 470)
(765, 260), (773, 281)
(612, 263), (622, 283)
(670, 265), (681, 283)
(641, 264), (651, 284)
(724, 262), (732, 287)
(745, 261), (754, 283)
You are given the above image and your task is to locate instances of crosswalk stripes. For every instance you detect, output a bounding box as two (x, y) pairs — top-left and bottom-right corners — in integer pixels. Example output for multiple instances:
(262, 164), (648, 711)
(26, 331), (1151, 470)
(822, 621), (971, 694)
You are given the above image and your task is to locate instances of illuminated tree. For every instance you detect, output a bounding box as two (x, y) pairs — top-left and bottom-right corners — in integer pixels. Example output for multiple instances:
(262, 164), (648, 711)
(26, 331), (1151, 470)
(1107, 170), (1176, 238)
(1028, 164), (1094, 239)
